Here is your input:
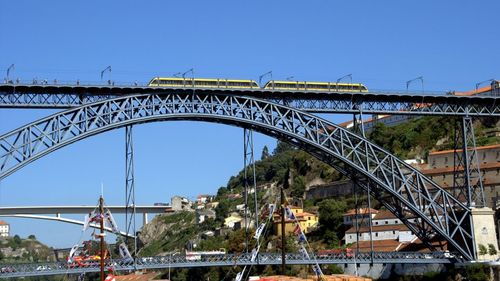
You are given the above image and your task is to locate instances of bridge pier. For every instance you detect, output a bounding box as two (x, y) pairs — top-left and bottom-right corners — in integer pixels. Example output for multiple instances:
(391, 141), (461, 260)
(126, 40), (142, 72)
(143, 213), (148, 225)
(472, 207), (499, 261)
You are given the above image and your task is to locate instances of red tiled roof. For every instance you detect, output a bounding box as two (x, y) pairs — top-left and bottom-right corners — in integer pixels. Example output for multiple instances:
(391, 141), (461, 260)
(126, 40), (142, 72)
(351, 239), (404, 252)
(420, 162), (500, 175)
(343, 208), (379, 216)
(346, 224), (410, 234)
(372, 210), (397, 220)
(454, 85), (492, 97)
(115, 272), (160, 281)
(0, 220), (8, 225)
(429, 144), (500, 156)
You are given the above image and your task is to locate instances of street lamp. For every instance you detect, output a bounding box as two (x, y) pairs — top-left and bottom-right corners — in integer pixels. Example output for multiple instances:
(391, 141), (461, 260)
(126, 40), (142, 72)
(475, 79), (494, 92)
(406, 76), (424, 94)
(168, 252), (178, 280)
(258, 71), (272, 89)
(100, 66), (112, 85)
(336, 73), (352, 91)
(5, 64), (14, 83)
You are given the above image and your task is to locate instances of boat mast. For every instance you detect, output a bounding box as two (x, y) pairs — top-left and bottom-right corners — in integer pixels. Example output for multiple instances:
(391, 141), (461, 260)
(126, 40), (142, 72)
(99, 196), (105, 281)
(280, 186), (286, 275)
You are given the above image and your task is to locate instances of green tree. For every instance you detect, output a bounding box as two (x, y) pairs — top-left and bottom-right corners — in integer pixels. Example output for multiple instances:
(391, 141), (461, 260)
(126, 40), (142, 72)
(478, 244), (487, 256)
(227, 229), (246, 253)
(261, 145), (270, 160)
(28, 234), (36, 240)
(290, 175), (306, 198)
(215, 200), (231, 223)
(488, 244), (497, 256)
(464, 263), (490, 281)
(12, 235), (22, 245)
(273, 141), (294, 155)
(318, 199), (347, 246)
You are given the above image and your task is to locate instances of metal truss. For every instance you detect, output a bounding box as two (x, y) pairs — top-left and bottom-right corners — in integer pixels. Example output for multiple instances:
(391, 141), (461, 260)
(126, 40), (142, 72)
(0, 93), (476, 260)
(453, 117), (486, 209)
(243, 128), (259, 250)
(0, 252), (458, 278)
(0, 85), (499, 117)
(125, 125), (137, 256)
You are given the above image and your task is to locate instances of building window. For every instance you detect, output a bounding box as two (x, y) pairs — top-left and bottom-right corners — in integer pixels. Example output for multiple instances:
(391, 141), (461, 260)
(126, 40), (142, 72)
(385, 221), (388, 225)
(375, 233), (378, 237)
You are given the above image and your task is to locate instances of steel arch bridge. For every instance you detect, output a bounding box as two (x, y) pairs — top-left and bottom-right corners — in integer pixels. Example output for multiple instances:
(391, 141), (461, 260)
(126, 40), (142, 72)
(0, 93), (475, 260)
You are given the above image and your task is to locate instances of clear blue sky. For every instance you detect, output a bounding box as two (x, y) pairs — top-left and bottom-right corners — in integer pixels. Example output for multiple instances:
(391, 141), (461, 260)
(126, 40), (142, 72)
(0, 0), (499, 248)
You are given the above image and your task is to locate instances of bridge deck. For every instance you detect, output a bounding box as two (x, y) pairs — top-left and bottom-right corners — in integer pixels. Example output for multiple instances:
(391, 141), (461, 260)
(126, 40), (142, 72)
(0, 252), (458, 278)
(1, 84), (498, 116)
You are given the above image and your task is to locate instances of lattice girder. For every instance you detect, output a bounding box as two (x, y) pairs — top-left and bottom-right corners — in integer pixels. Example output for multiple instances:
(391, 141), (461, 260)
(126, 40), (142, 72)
(0, 93), (474, 260)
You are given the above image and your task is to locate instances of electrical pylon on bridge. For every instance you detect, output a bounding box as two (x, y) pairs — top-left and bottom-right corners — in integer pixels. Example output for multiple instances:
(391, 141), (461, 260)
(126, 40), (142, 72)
(0, 93), (477, 260)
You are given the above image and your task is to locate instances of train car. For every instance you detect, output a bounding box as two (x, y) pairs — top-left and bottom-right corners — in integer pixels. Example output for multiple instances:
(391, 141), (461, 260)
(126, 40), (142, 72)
(148, 77), (259, 89)
(263, 80), (368, 92)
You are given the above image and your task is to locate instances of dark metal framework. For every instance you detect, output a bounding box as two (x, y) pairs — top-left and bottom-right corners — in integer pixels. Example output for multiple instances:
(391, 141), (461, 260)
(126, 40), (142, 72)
(350, 111), (375, 264)
(0, 93), (477, 260)
(0, 252), (458, 279)
(125, 125), (137, 256)
(453, 117), (486, 209)
(1, 85), (499, 117)
(243, 129), (259, 251)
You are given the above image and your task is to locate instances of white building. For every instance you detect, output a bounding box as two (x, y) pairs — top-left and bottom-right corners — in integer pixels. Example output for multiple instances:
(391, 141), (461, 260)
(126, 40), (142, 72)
(345, 224), (415, 244)
(0, 220), (10, 237)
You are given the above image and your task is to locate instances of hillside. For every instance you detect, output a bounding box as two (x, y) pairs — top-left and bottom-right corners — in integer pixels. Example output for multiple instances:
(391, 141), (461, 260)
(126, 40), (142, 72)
(135, 115), (499, 279)
(0, 235), (55, 263)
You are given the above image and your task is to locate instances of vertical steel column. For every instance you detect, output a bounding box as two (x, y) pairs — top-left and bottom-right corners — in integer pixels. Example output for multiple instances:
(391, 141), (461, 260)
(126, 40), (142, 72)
(452, 116), (483, 261)
(452, 117), (486, 208)
(125, 125), (137, 256)
(352, 110), (374, 264)
(243, 128), (259, 251)
(357, 110), (374, 264)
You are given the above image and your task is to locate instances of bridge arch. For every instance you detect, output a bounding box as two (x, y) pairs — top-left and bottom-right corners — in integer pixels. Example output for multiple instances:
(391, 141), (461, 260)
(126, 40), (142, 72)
(0, 93), (474, 260)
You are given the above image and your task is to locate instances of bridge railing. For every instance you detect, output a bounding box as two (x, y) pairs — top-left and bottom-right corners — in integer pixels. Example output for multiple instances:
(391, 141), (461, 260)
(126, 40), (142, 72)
(1, 80), (451, 96)
(0, 252), (461, 278)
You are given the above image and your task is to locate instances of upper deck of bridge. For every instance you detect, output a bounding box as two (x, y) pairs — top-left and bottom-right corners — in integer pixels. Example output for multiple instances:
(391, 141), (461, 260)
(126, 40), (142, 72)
(1, 83), (497, 103)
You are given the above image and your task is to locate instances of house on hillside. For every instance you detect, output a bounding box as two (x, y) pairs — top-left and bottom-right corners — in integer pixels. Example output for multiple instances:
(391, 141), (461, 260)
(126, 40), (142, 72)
(273, 206), (318, 235)
(171, 196), (192, 211)
(0, 221), (9, 237)
(224, 212), (243, 228)
(196, 209), (216, 224)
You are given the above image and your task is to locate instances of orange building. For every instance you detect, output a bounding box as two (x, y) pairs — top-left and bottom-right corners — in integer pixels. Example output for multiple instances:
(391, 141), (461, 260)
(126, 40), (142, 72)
(273, 206), (318, 236)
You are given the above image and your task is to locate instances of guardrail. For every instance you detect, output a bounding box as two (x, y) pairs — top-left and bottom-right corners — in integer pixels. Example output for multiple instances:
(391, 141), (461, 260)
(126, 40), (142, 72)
(0, 251), (460, 278)
(0, 80), (449, 96)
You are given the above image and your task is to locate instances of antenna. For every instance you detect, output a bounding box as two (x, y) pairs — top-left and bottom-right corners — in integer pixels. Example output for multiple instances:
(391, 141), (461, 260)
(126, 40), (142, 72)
(101, 182), (104, 197)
